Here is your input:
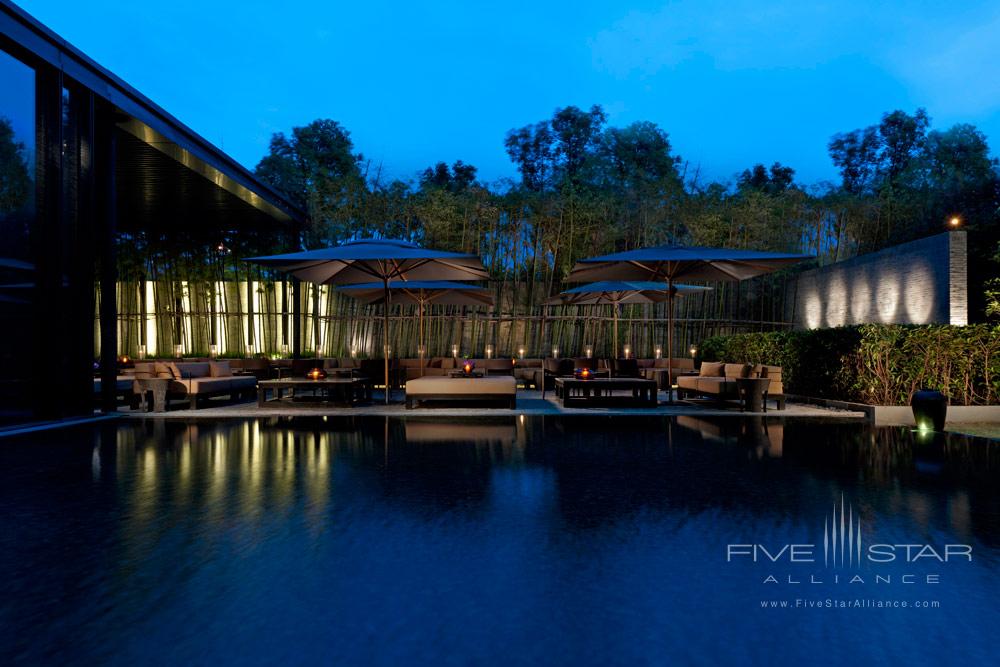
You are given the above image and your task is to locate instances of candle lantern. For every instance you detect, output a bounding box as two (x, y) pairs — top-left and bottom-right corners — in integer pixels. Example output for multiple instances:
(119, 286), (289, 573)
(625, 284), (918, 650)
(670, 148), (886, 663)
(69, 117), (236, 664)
(306, 367), (327, 380)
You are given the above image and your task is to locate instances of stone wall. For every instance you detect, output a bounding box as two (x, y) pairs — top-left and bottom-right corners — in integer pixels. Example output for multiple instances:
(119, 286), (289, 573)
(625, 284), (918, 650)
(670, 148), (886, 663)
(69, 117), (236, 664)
(787, 231), (967, 329)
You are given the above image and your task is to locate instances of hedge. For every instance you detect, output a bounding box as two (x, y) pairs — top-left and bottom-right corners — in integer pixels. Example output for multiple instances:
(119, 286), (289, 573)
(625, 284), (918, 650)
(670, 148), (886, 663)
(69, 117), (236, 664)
(699, 324), (1000, 406)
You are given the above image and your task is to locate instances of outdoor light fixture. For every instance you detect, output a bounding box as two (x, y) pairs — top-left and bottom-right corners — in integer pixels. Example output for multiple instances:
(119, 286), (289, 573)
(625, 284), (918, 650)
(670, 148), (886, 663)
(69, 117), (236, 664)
(280, 344), (289, 357)
(655, 347), (662, 359)
(486, 344), (494, 359)
(949, 216), (961, 227)
(462, 359), (475, 375)
(174, 344), (183, 358)
(384, 344), (392, 357)
(306, 367), (327, 380)
(911, 389), (947, 432)
(350, 346), (358, 358)
(245, 344), (254, 358)
(137, 345), (147, 360)
(575, 367), (592, 379)
(623, 345), (631, 359)
(209, 344), (218, 358)
(452, 344), (459, 358)
(518, 347), (525, 359)
(690, 346), (697, 358)
(552, 347), (559, 359)
(417, 344), (426, 358)
(585, 345), (593, 358)
(116, 354), (130, 366)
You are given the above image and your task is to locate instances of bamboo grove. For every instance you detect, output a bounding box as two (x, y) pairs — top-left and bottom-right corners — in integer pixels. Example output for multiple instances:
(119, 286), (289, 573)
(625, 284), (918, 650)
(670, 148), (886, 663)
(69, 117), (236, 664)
(105, 105), (1000, 359)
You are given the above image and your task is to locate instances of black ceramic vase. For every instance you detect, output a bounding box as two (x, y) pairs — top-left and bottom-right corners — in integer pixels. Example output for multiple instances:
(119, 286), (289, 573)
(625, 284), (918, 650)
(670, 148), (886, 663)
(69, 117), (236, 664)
(910, 389), (948, 432)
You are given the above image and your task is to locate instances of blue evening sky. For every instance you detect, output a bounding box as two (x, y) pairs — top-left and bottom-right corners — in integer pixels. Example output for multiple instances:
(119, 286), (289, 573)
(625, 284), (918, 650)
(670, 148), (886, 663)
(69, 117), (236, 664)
(18, 0), (1000, 187)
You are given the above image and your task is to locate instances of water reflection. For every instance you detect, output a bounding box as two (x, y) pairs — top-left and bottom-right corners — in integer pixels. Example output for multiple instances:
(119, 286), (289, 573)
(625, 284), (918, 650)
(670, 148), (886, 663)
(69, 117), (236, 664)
(1, 416), (999, 664)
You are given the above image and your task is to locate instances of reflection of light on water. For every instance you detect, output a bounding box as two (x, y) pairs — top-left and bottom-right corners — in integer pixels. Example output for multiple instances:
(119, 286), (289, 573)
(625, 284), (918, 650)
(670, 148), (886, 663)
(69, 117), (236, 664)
(91, 445), (101, 481)
(904, 262), (935, 323)
(825, 272), (846, 327)
(876, 270), (900, 322)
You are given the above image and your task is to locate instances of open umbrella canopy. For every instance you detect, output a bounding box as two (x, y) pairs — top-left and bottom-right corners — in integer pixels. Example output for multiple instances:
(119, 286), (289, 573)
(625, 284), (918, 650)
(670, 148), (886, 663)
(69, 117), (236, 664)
(337, 281), (494, 307)
(568, 245), (811, 402)
(544, 281), (710, 306)
(568, 245), (811, 283)
(245, 238), (488, 284)
(245, 239), (488, 403)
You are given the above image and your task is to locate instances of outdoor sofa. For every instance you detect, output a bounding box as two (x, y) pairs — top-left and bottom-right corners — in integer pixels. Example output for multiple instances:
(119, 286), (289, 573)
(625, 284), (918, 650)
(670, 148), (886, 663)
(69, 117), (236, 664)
(133, 361), (257, 409)
(675, 361), (785, 409)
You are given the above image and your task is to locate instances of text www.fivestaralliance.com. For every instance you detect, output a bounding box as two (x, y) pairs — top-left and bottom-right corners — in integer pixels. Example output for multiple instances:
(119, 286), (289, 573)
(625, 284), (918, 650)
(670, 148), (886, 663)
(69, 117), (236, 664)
(760, 599), (941, 609)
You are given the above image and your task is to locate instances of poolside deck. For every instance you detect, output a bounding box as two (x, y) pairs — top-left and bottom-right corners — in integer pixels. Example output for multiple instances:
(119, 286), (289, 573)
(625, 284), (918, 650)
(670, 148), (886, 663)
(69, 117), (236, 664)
(120, 389), (867, 420)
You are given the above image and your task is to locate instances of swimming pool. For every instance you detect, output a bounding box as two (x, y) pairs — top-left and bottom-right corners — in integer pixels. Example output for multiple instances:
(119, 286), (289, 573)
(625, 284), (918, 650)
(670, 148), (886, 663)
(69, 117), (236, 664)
(1, 416), (998, 665)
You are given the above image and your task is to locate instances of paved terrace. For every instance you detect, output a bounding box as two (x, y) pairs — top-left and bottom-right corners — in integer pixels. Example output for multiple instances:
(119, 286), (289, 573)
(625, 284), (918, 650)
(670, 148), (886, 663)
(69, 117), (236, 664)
(120, 389), (866, 420)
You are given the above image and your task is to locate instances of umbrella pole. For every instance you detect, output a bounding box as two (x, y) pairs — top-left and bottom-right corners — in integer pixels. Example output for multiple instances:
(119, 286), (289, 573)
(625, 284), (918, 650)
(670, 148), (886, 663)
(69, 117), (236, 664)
(613, 304), (619, 359)
(667, 278), (675, 404)
(419, 295), (425, 378)
(383, 277), (390, 404)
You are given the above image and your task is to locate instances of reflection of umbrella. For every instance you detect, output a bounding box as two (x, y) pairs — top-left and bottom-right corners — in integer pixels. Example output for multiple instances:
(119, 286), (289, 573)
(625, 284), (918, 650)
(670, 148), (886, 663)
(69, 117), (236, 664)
(337, 281), (494, 375)
(569, 246), (810, 400)
(247, 239), (488, 403)
(544, 281), (710, 358)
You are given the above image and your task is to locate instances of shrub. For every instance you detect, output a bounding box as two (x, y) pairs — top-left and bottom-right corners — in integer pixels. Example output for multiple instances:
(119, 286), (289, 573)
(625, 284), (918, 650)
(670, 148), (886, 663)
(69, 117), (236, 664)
(700, 324), (1000, 406)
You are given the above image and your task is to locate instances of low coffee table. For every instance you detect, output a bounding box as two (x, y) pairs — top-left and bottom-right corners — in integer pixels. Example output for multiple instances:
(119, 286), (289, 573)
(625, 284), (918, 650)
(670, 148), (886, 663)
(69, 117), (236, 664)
(735, 377), (770, 412)
(554, 377), (658, 408)
(447, 370), (484, 378)
(258, 378), (370, 406)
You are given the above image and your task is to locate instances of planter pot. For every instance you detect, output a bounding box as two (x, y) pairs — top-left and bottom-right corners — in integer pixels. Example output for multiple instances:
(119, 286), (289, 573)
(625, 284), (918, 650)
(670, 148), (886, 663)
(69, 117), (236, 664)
(910, 389), (948, 432)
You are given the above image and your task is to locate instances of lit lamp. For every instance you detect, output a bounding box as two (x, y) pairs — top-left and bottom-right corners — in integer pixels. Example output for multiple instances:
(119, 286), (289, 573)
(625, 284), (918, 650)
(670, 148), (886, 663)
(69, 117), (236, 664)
(452, 344), (459, 358)
(384, 344), (392, 356)
(655, 347), (662, 359)
(585, 345), (593, 359)
(462, 359), (475, 376)
(306, 367), (327, 380)
(552, 347), (559, 359)
(137, 344), (147, 360)
(689, 346), (697, 358)
(518, 347), (525, 360)
(116, 354), (131, 366)
(174, 344), (183, 359)
(280, 343), (289, 357)
(209, 344), (218, 358)
(948, 216), (961, 228)
(623, 345), (631, 360)
(574, 367), (592, 380)
(417, 344), (426, 358)
(486, 344), (494, 359)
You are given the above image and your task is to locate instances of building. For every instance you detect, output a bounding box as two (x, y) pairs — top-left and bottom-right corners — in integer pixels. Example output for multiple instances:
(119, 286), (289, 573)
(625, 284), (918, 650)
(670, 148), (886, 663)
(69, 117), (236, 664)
(0, 0), (304, 426)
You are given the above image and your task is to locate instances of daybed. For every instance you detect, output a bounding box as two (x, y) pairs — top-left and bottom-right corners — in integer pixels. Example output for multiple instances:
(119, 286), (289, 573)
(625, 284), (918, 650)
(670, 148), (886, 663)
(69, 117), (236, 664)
(405, 376), (517, 409)
(675, 362), (785, 409)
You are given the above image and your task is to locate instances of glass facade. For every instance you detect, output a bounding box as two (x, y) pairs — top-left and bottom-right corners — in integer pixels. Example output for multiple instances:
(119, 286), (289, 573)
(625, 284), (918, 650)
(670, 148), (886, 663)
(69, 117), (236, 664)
(0, 47), (37, 425)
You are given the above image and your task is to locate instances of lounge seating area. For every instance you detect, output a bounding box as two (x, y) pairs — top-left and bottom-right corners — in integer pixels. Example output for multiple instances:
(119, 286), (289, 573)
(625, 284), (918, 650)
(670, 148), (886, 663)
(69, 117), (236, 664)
(102, 353), (788, 413)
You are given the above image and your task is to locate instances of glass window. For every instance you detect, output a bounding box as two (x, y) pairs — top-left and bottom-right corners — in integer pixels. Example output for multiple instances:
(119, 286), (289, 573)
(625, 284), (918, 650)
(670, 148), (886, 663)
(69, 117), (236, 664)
(0, 47), (37, 425)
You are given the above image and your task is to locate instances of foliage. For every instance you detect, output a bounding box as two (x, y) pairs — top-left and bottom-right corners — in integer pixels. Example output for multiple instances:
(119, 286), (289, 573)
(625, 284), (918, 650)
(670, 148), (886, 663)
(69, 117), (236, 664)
(701, 324), (1000, 406)
(0, 117), (31, 215)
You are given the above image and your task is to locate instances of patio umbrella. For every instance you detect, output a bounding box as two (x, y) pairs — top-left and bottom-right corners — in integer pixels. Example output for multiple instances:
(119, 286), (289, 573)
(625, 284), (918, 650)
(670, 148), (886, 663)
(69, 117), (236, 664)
(337, 281), (494, 376)
(568, 246), (810, 399)
(544, 281), (711, 358)
(246, 239), (488, 403)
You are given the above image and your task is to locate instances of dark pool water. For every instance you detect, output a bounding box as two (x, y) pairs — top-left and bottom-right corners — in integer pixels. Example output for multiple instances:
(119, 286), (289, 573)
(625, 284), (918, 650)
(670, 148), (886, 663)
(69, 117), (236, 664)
(1, 416), (998, 665)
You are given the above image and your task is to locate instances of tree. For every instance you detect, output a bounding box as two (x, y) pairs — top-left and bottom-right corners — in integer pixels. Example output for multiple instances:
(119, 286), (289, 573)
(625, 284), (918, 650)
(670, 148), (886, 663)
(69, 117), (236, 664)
(254, 119), (364, 245)
(0, 117), (30, 215)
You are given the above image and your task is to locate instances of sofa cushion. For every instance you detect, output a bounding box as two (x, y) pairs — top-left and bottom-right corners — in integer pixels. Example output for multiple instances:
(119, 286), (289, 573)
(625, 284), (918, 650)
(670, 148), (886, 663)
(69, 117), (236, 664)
(724, 363), (752, 379)
(406, 376), (516, 396)
(676, 375), (700, 390)
(398, 358), (422, 368)
(696, 377), (736, 395)
(175, 362), (211, 378)
(209, 361), (233, 377)
(186, 377), (233, 394)
(699, 361), (725, 377)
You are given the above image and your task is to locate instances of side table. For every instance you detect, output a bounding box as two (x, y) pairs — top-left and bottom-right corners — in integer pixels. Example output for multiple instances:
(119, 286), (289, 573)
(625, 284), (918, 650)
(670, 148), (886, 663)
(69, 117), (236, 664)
(133, 377), (170, 412)
(735, 377), (770, 413)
